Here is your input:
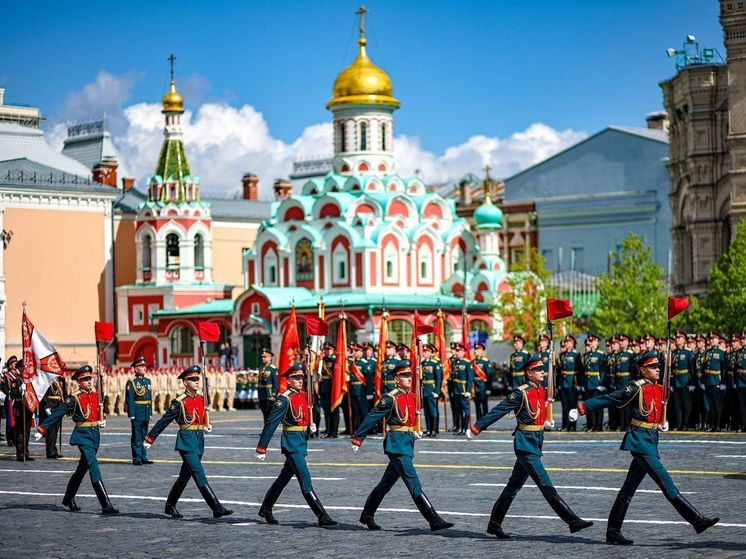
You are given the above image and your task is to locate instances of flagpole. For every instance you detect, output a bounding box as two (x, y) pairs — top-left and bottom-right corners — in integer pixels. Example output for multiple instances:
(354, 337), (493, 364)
(21, 302), (27, 463)
(201, 342), (210, 408)
(661, 319), (672, 426)
(546, 319), (555, 427)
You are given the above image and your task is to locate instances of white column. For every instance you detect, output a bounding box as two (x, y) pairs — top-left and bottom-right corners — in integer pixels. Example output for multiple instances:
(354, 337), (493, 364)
(154, 239), (167, 284)
(0, 206), (6, 358)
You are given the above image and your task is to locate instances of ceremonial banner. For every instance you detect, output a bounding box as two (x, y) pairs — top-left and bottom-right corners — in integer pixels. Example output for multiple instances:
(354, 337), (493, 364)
(668, 296), (689, 320)
(374, 312), (388, 402)
(197, 321), (221, 343)
(278, 306), (301, 393)
(21, 309), (65, 412)
(436, 310), (451, 392)
(305, 315), (329, 337)
(331, 315), (348, 410)
(94, 321), (115, 344)
(547, 298), (573, 321)
(410, 310), (433, 397)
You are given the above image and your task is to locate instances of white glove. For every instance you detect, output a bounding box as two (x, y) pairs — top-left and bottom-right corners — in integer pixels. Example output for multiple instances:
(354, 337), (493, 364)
(98, 420), (106, 428)
(544, 419), (555, 430)
(129, 417), (135, 421)
(205, 424), (213, 433)
(719, 384), (726, 390)
(431, 393), (439, 399)
(351, 443), (359, 453)
(310, 422), (317, 434)
(688, 385), (695, 392)
(414, 431), (423, 439)
(597, 386), (606, 393)
(366, 395), (373, 400)
(658, 421), (670, 432)
(465, 428), (473, 440)
(45, 408), (52, 416)
(144, 442), (152, 450)
(34, 432), (43, 442)
(255, 452), (266, 461)
(569, 409), (579, 422)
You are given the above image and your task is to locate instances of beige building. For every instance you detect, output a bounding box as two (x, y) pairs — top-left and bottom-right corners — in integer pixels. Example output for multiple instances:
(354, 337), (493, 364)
(663, 2), (746, 296)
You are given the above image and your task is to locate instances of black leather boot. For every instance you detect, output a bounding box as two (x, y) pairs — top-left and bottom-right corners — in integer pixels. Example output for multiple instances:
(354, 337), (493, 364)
(671, 495), (719, 534)
(62, 471), (84, 512)
(360, 488), (385, 530)
(92, 481), (119, 515)
(413, 493), (453, 531)
(303, 491), (337, 527)
(258, 479), (285, 525)
(165, 477), (188, 518)
(198, 483), (233, 518)
(548, 495), (593, 533)
(486, 494), (514, 539)
(606, 498), (633, 545)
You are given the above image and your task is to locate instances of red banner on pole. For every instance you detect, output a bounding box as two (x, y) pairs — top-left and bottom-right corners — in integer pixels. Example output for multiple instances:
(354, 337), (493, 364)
(197, 321), (221, 343)
(278, 307), (301, 392)
(547, 298), (573, 321)
(94, 321), (115, 343)
(331, 315), (348, 410)
(667, 296), (689, 319)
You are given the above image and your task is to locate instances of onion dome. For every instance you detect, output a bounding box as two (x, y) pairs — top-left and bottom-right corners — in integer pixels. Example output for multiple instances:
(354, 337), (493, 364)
(473, 194), (503, 229)
(162, 80), (184, 113)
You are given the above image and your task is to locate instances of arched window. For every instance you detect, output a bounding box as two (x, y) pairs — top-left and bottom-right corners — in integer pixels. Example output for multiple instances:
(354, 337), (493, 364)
(360, 122), (368, 151)
(388, 319), (412, 345)
(264, 249), (278, 286)
(384, 242), (398, 281)
(142, 235), (152, 270)
(170, 325), (194, 356)
(328, 319), (358, 344)
(333, 244), (348, 283)
(381, 122), (387, 151)
(339, 121), (346, 152)
(452, 245), (464, 274)
(295, 238), (314, 281)
(194, 234), (204, 270)
(166, 233), (180, 269)
(419, 243), (433, 282)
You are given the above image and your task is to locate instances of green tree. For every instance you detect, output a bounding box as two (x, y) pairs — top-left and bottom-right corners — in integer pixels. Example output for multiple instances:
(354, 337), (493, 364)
(696, 220), (746, 334)
(494, 248), (556, 344)
(590, 233), (667, 338)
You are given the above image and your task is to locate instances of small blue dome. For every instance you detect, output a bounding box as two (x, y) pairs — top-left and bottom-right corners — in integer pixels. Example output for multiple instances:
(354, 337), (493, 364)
(474, 195), (502, 229)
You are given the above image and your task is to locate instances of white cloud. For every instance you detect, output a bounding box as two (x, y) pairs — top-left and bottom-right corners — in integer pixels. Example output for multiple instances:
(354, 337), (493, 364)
(47, 72), (586, 198)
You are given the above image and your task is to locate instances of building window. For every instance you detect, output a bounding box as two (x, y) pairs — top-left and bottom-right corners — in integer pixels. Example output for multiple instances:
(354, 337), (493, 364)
(360, 121), (368, 151)
(452, 246), (464, 274)
(339, 121), (346, 152)
(333, 245), (348, 283)
(194, 234), (205, 270)
(296, 238), (314, 282)
(570, 246), (583, 271)
(132, 304), (145, 326)
(381, 122), (387, 151)
(468, 319), (490, 347)
(251, 302), (260, 315)
(142, 235), (152, 270)
(166, 233), (180, 269)
(147, 304), (159, 325)
(328, 319), (358, 344)
(170, 325), (194, 356)
(419, 244), (433, 282)
(264, 250), (278, 286)
(388, 319), (412, 345)
(384, 243), (398, 281)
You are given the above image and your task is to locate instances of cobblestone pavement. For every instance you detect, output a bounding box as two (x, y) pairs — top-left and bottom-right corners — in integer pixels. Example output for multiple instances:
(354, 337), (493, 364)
(1, 407), (745, 559)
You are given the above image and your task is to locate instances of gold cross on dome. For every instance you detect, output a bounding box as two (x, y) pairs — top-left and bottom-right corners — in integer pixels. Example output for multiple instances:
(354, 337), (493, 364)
(356, 5), (367, 37)
(168, 54), (176, 82)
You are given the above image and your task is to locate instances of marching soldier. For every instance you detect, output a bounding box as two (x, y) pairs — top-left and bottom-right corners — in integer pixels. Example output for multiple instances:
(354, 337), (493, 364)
(473, 342), (493, 419)
(36, 365), (119, 515)
(126, 356), (153, 465)
(144, 365), (233, 519)
(557, 335), (579, 431)
(572, 352), (719, 545)
(256, 364), (336, 527)
(349, 343), (368, 431)
(468, 354), (593, 539)
(421, 343), (442, 437)
(580, 334), (606, 431)
(258, 349), (278, 423)
(452, 343), (473, 435)
(39, 375), (66, 459)
(671, 330), (696, 431)
(701, 331), (726, 431)
(352, 363), (453, 532)
(505, 335), (530, 388)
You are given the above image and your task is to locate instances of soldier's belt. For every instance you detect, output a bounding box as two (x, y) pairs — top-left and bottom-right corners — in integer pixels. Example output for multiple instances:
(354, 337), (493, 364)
(517, 424), (544, 431)
(75, 422), (98, 428)
(350, 380), (363, 385)
(180, 425), (204, 431)
(321, 375), (332, 380)
(617, 373), (630, 377)
(258, 384), (272, 388)
(423, 380), (436, 385)
(134, 399), (151, 404)
(387, 425), (414, 432)
(283, 426), (306, 432)
(561, 372), (575, 376)
(48, 396), (62, 400)
(674, 370), (689, 374)
(585, 372), (600, 377)
(706, 370), (721, 374)
(631, 419), (659, 429)
(453, 379), (467, 384)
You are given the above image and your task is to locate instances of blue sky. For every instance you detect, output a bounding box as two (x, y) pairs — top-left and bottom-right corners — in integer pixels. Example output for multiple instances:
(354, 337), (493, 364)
(1, 1), (724, 195)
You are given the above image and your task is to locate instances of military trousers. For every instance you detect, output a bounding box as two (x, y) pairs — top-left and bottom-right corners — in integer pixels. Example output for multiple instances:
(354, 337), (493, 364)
(559, 386), (578, 430)
(499, 451), (559, 503)
(130, 418), (150, 462)
(40, 402), (63, 457)
(474, 390), (489, 419)
(671, 387), (692, 430)
(371, 454), (423, 500)
(738, 388), (746, 430)
(267, 452), (314, 496)
(319, 391), (332, 433)
(615, 452), (680, 506)
(258, 399), (272, 423)
(176, 449), (208, 488)
(351, 394), (368, 433)
(703, 384), (724, 414)
(423, 394), (439, 433)
(70, 443), (103, 486)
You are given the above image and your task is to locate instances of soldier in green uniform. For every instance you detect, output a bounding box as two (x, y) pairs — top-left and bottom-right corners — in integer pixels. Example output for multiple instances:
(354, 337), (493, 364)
(349, 343), (368, 432)
(580, 334), (606, 431)
(736, 333), (746, 432)
(256, 364), (336, 527)
(36, 366), (119, 515)
(352, 363), (453, 532)
(572, 352), (719, 545)
(447, 342), (459, 431)
(257, 349), (278, 423)
(505, 335), (530, 388)
(383, 340), (401, 393)
(126, 356), (153, 465)
(671, 330), (696, 431)
(468, 354), (593, 539)
(452, 343), (474, 435)
(615, 335), (635, 429)
(701, 332), (727, 431)
(421, 343), (443, 437)
(319, 342), (335, 437)
(473, 342), (493, 419)
(537, 335), (551, 389)
(144, 365), (233, 519)
(361, 343), (377, 410)
(605, 337), (620, 430)
(725, 335), (740, 431)
(557, 335), (580, 431)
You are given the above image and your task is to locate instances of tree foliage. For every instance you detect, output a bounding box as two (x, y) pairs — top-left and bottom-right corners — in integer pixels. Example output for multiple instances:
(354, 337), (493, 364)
(589, 233), (667, 338)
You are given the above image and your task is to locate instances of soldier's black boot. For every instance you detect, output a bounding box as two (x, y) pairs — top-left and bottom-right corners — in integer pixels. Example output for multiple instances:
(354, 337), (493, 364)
(198, 483), (233, 518)
(671, 495), (719, 534)
(92, 481), (119, 515)
(61, 473), (83, 512)
(606, 498), (633, 545)
(303, 490), (337, 527)
(486, 494), (514, 539)
(413, 493), (453, 531)
(164, 478), (188, 518)
(258, 479), (284, 525)
(548, 495), (593, 533)
(359, 488), (385, 530)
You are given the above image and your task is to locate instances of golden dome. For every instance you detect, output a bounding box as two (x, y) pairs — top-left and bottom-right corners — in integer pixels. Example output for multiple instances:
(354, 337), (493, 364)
(162, 80), (184, 113)
(327, 36), (399, 110)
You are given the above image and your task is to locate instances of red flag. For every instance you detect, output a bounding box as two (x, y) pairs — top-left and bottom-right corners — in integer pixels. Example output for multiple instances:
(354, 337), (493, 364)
(278, 306), (301, 392)
(197, 321), (221, 343)
(547, 298), (573, 321)
(306, 315), (329, 336)
(410, 311), (424, 400)
(331, 315), (348, 410)
(668, 296), (689, 320)
(436, 310), (451, 392)
(413, 311), (434, 336)
(94, 321), (115, 344)
(374, 312), (388, 402)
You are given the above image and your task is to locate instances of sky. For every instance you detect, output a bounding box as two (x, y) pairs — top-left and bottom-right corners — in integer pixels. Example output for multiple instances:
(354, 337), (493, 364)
(2, 1), (724, 198)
